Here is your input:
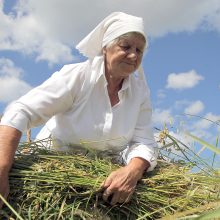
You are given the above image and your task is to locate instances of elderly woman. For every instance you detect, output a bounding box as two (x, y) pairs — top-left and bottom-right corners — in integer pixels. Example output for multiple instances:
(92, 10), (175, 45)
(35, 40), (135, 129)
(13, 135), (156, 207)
(0, 12), (158, 206)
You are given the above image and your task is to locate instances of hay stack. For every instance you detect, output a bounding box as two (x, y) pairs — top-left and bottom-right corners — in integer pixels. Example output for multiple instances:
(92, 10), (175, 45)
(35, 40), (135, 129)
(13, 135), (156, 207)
(0, 142), (220, 219)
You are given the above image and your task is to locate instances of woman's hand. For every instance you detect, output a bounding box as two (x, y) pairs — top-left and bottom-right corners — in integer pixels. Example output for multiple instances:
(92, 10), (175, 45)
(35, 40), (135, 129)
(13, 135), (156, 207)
(0, 171), (9, 209)
(101, 157), (150, 205)
(0, 125), (22, 209)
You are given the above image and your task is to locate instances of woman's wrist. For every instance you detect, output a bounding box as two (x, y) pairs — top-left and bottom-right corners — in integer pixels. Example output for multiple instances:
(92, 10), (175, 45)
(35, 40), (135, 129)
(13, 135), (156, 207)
(127, 157), (150, 180)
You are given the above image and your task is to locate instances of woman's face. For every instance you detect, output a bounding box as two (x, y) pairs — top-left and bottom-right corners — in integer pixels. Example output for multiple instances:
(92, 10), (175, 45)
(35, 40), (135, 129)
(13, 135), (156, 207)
(103, 33), (146, 79)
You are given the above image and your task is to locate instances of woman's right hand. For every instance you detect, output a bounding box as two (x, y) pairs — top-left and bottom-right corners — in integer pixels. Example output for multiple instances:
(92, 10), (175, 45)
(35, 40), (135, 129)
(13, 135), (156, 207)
(0, 125), (22, 209)
(0, 171), (10, 209)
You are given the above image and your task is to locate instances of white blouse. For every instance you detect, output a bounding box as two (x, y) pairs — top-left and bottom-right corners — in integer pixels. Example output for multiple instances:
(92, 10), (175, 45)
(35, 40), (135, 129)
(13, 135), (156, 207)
(1, 56), (158, 171)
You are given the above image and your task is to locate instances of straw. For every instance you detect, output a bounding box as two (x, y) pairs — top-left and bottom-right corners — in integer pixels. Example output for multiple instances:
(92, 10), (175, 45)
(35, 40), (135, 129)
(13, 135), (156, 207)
(0, 141), (219, 219)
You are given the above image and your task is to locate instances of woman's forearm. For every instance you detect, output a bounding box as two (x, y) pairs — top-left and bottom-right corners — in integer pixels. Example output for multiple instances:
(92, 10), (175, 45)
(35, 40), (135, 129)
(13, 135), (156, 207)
(0, 125), (22, 173)
(0, 125), (21, 208)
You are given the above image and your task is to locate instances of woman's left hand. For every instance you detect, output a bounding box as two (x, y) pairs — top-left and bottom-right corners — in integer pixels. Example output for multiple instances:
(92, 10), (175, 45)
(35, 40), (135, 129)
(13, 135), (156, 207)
(101, 157), (150, 205)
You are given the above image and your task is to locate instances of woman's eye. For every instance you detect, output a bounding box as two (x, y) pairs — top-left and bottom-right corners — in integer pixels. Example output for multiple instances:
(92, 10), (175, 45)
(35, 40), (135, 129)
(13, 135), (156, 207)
(136, 48), (143, 54)
(120, 45), (130, 50)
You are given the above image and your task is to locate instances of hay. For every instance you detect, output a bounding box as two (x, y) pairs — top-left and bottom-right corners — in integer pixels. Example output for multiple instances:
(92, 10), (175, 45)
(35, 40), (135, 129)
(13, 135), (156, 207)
(0, 141), (220, 219)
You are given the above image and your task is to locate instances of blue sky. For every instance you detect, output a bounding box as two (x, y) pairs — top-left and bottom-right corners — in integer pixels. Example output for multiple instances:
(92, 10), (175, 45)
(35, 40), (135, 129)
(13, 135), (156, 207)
(0, 0), (220, 161)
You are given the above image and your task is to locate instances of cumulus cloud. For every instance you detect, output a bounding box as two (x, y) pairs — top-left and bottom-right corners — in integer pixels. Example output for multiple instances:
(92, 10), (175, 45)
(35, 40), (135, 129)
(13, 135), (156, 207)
(184, 100), (205, 115)
(0, 58), (32, 103)
(193, 112), (220, 130)
(1, 0), (220, 64)
(152, 108), (174, 127)
(174, 99), (191, 110)
(0, 1), (74, 65)
(184, 112), (220, 144)
(166, 70), (204, 90)
(157, 89), (166, 99)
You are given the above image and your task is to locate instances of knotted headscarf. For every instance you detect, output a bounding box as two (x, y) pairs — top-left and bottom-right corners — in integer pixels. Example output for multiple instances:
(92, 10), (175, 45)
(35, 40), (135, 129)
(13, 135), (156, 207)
(76, 12), (147, 58)
(76, 12), (149, 88)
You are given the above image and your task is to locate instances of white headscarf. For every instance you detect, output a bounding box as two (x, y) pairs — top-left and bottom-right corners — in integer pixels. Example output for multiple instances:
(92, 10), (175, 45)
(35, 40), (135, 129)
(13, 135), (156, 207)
(76, 12), (149, 86)
(76, 12), (147, 58)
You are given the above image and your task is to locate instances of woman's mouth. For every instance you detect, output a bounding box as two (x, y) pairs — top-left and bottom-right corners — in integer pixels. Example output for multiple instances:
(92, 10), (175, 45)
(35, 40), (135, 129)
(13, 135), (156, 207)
(123, 61), (136, 66)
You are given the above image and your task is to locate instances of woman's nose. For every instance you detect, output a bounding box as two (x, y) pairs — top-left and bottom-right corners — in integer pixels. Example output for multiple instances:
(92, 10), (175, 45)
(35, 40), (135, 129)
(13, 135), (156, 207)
(127, 49), (138, 60)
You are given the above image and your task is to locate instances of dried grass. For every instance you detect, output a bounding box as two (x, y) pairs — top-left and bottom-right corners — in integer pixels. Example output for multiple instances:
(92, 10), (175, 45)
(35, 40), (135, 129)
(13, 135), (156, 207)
(0, 140), (219, 219)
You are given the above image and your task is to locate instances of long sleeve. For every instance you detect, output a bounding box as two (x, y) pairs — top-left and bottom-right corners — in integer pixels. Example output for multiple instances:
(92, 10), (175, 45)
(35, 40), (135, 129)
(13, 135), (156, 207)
(123, 84), (158, 171)
(0, 63), (86, 133)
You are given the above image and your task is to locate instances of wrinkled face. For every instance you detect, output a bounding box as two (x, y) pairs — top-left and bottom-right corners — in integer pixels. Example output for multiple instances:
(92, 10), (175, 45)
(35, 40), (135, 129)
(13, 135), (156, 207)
(103, 33), (146, 78)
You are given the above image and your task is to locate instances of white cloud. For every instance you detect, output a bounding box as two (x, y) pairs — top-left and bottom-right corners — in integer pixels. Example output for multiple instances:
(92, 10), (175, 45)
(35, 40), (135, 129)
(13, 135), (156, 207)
(205, 3), (220, 33)
(0, 58), (22, 78)
(1, 0), (220, 64)
(193, 112), (220, 130)
(35, 40), (73, 65)
(0, 58), (32, 103)
(166, 70), (204, 90)
(152, 108), (174, 127)
(0, 1), (74, 65)
(157, 89), (166, 99)
(139, 0), (220, 37)
(184, 100), (205, 115)
(178, 112), (220, 145)
(152, 106), (219, 155)
(174, 99), (191, 110)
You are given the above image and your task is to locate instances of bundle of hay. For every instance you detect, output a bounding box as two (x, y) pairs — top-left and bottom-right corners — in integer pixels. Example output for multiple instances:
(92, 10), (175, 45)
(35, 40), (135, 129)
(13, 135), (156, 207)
(0, 142), (220, 219)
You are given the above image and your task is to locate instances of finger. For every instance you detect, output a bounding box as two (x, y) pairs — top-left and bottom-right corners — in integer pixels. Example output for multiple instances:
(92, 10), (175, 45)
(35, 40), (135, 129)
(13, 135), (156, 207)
(101, 175), (114, 189)
(0, 195), (7, 208)
(118, 197), (125, 204)
(124, 189), (135, 203)
(118, 187), (135, 204)
(0, 200), (3, 209)
(100, 180), (105, 189)
(0, 192), (7, 209)
(110, 192), (121, 206)
(102, 188), (113, 202)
